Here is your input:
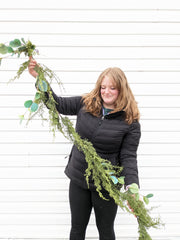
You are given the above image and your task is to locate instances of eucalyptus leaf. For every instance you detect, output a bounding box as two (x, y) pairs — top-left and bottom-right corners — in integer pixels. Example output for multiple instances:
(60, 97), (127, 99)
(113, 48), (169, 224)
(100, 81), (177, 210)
(0, 44), (8, 54)
(129, 183), (139, 189)
(24, 100), (33, 108)
(21, 38), (26, 44)
(9, 39), (21, 48)
(110, 176), (119, 184)
(35, 92), (41, 100)
(118, 176), (125, 185)
(128, 183), (139, 194)
(143, 196), (149, 205)
(135, 193), (140, 201)
(38, 80), (48, 92)
(146, 193), (154, 198)
(128, 188), (139, 194)
(30, 102), (38, 112)
(7, 46), (14, 53)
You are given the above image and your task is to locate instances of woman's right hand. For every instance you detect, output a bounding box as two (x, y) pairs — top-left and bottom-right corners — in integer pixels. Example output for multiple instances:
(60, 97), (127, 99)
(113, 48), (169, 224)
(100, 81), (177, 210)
(28, 56), (39, 78)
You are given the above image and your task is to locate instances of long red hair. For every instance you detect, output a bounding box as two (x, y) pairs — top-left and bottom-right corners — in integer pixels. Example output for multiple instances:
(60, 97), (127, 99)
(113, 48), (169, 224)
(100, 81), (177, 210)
(82, 67), (140, 124)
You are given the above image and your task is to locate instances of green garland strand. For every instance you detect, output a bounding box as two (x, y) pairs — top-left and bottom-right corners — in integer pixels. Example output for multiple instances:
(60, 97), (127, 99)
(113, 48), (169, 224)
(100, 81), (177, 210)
(0, 38), (163, 239)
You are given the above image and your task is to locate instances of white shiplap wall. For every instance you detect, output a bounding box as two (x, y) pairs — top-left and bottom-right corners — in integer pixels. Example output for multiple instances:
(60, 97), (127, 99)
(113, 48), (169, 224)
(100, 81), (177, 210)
(0, 0), (180, 239)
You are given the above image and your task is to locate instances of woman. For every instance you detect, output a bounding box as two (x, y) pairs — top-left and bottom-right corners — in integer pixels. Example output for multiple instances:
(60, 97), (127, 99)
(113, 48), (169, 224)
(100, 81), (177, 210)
(28, 58), (141, 240)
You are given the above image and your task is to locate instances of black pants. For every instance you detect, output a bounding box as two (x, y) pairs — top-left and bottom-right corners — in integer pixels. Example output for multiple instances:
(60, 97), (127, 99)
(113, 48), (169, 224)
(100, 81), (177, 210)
(69, 180), (118, 240)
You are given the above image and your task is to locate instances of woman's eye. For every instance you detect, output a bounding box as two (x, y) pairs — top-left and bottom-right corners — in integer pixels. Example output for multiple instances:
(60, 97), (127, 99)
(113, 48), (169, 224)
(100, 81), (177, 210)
(101, 86), (116, 90)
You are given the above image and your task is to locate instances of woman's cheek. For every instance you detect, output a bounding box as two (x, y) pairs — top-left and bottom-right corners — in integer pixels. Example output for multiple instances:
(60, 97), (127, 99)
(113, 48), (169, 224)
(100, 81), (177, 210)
(100, 89), (105, 96)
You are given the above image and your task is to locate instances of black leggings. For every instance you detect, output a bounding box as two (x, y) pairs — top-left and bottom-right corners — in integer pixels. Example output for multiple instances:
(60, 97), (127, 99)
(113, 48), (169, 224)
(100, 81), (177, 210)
(69, 181), (118, 240)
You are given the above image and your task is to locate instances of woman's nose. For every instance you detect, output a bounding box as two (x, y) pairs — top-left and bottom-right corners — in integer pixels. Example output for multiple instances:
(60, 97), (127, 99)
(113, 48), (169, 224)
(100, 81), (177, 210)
(104, 88), (110, 93)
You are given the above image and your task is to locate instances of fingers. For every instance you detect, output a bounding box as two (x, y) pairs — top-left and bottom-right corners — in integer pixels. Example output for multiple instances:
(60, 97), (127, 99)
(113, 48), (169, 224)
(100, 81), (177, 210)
(127, 202), (134, 212)
(28, 57), (38, 78)
(127, 201), (137, 218)
(29, 57), (37, 66)
(28, 61), (36, 71)
(28, 57), (37, 71)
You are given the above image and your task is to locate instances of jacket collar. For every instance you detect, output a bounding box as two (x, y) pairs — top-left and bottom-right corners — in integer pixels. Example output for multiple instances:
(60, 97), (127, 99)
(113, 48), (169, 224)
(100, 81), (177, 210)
(102, 109), (126, 120)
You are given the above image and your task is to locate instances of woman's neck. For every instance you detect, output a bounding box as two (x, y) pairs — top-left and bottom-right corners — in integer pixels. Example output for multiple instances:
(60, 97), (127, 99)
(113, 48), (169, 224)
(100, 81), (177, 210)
(103, 104), (114, 110)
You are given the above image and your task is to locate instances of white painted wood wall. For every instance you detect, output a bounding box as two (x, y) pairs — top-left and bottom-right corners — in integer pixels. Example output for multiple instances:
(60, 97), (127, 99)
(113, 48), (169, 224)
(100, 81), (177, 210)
(0, 0), (180, 239)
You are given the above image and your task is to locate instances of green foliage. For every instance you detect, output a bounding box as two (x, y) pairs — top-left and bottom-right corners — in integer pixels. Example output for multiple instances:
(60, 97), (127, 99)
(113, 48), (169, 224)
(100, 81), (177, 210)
(110, 176), (119, 184)
(21, 38), (26, 44)
(24, 100), (33, 108)
(1, 37), (163, 240)
(24, 99), (38, 113)
(10, 60), (30, 82)
(128, 183), (139, 194)
(32, 75), (163, 239)
(19, 115), (24, 124)
(38, 79), (48, 92)
(143, 196), (149, 205)
(118, 176), (125, 185)
(7, 46), (14, 53)
(146, 193), (154, 198)
(9, 39), (21, 48)
(0, 43), (8, 54)
(135, 192), (140, 201)
(0, 39), (37, 71)
(30, 102), (38, 112)
(35, 92), (41, 101)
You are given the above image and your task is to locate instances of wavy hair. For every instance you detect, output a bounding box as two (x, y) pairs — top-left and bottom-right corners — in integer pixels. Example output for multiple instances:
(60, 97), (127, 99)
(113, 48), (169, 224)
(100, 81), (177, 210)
(82, 67), (140, 124)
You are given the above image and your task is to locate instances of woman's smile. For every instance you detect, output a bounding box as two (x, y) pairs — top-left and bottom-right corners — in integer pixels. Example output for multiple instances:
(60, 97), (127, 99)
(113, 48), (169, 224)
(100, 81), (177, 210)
(100, 75), (119, 109)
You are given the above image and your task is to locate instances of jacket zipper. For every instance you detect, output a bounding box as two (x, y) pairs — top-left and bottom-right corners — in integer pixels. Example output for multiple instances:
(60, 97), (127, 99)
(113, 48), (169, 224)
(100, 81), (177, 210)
(99, 115), (105, 125)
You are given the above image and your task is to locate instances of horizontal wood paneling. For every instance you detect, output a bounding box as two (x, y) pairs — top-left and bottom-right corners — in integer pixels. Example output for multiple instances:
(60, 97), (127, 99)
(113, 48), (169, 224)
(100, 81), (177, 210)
(1, 119), (180, 131)
(0, 166), (179, 179)
(1, 59), (180, 72)
(0, 202), (178, 215)
(1, 96), (180, 108)
(0, 178), (179, 191)
(0, 224), (179, 239)
(1, 71), (180, 84)
(1, 106), (180, 120)
(0, 155), (180, 168)
(1, 34), (180, 49)
(1, 9), (180, 22)
(0, 1), (180, 239)
(1, 0), (180, 9)
(1, 82), (180, 95)
(1, 22), (180, 34)
(0, 188), (179, 202)
(1, 131), (180, 143)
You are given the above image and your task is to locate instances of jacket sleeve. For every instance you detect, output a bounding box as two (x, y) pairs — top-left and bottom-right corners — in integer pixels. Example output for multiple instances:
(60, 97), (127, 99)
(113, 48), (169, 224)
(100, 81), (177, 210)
(35, 79), (83, 115)
(50, 88), (83, 115)
(119, 121), (141, 188)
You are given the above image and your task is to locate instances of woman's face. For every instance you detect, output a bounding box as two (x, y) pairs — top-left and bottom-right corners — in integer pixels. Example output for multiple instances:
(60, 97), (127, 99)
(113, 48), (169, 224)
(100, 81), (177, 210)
(100, 75), (119, 109)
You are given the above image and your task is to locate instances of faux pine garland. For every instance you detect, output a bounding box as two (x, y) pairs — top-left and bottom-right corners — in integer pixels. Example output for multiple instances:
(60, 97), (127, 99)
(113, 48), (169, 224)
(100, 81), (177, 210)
(0, 38), (163, 239)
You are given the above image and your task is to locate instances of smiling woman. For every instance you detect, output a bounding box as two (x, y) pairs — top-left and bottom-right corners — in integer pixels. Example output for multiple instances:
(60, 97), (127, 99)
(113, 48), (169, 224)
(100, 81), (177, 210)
(0, 38), (162, 240)
(0, 1), (180, 239)
(82, 67), (140, 124)
(100, 75), (119, 109)
(29, 60), (142, 240)
(28, 55), (160, 239)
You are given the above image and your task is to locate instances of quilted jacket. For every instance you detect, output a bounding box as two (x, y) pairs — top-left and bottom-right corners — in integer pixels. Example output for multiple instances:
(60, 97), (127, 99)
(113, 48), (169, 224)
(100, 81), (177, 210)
(51, 92), (141, 189)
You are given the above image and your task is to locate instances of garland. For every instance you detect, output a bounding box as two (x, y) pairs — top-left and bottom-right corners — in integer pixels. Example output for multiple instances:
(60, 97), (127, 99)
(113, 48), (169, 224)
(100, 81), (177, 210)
(0, 38), (163, 239)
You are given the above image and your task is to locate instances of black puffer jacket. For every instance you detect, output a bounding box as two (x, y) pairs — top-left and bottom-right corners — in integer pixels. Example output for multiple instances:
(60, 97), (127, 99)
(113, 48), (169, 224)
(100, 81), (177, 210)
(51, 92), (141, 189)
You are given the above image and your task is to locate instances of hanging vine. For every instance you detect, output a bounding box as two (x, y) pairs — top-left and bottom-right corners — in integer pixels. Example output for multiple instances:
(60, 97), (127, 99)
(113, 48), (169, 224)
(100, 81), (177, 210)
(0, 38), (163, 239)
